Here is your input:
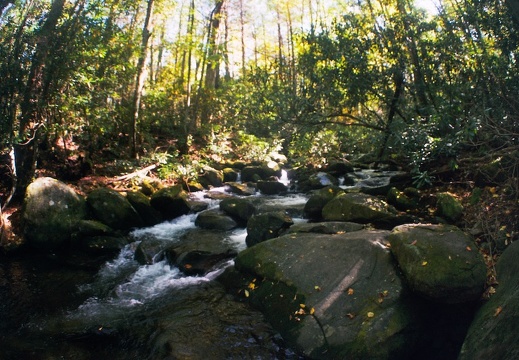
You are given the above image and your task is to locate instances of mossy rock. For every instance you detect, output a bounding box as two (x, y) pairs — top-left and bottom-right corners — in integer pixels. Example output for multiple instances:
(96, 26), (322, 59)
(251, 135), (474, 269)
(435, 192), (464, 222)
(150, 185), (190, 220)
(459, 240), (519, 359)
(303, 186), (344, 219)
(232, 231), (422, 359)
(322, 192), (394, 223)
(23, 177), (87, 249)
(87, 188), (143, 231)
(389, 224), (486, 303)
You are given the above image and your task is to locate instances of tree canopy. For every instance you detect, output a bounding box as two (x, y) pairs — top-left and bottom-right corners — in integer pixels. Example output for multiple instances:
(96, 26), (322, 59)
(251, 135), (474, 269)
(1, 0), (518, 201)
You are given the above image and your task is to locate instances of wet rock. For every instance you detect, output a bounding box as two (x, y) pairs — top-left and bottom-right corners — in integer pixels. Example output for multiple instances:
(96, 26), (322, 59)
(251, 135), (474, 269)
(23, 177), (88, 249)
(245, 211), (293, 247)
(126, 191), (163, 227)
(459, 240), (519, 359)
(287, 221), (364, 234)
(323, 160), (355, 176)
(256, 180), (288, 195)
(303, 186), (344, 220)
(175, 249), (237, 275)
(222, 167), (239, 182)
(231, 230), (423, 359)
(435, 192), (464, 222)
(134, 238), (167, 265)
(389, 224), (486, 303)
(148, 283), (289, 359)
(198, 166), (224, 188)
(241, 164), (281, 182)
(195, 209), (238, 231)
(80, 235), (129, 256)
(220, 197), (257, 222)
(87, 188), (143, 231)
(307, 172), (340, 189)
(150, 185), (191, 220)
(322, 192), (395, 224)
(224, 182), (256, 196)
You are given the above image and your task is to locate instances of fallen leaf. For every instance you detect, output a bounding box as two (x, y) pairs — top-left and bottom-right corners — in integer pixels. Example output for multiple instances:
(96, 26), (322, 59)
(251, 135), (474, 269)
(310, 307), (315, 315)
(347, 288), (354, 295)
(494, 306), (503, 317)
(244, 289), (250, 297)
(466, 246), (472, 251)
(421, 261), (428, 266)
(367, 312), (375, 318)
(299, 303), (306, 308)
(184, 264), (192, 269)
(346, 313), (355, 319)
(410, 240), (417, 245)
(314, 285), (322, 291)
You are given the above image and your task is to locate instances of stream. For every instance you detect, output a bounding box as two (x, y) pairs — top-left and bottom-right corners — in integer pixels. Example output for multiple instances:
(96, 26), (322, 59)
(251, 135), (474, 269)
(0, 170), (399, 359)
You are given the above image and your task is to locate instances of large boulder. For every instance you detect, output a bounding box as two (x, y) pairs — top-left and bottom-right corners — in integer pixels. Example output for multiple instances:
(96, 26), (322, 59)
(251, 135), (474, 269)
(150, 185), (191, 220)
(287, 221), (364, 234)
(323, 160), (355, 176)
(195, 209), (238, 231)
(229, 231), (423, 359)
(23, 177), (87, 249)
(241, 164), (281, 182)
(256, 180), (287, 195)
(126, 191), (163, 227)
(220, 197), (257, 222)
(198, 166), (224, 188)
(87, 188), (143, 231)
(459, 240), (519, 360)
(225, 182), (256, 196)
(245, 211), (293, 247)
(389, 224), (486, 304)
(303, 186), (344, 219)
(322, 192), (395, 224)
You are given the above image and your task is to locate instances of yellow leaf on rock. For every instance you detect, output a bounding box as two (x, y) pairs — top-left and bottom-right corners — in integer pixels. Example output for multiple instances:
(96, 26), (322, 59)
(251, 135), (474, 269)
(310, 307), (315, 315)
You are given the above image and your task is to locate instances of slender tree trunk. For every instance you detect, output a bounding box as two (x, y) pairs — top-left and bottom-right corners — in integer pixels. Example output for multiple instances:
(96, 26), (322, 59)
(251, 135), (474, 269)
(396, 0), (428, 115)
(377, 68), (405, 162)
(204, 0), (225, 90)
(239, 0), (246, 76)
(13, 0), (65, 202)
(130, 0), (154, 159)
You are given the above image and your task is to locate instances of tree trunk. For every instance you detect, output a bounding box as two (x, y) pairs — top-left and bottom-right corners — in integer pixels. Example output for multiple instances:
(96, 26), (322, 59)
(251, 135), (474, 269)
(130, 0), (154, 159)
(377, 67), (405, 162)
(13, 0), (66, 202)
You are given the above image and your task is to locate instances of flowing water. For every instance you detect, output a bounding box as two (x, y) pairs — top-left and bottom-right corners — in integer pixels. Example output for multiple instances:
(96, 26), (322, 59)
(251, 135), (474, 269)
(0, 170), (399, 359)
(0, 187), (309, 359)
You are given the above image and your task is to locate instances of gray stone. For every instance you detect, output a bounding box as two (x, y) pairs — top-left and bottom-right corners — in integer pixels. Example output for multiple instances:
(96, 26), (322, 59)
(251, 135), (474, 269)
(245, 211), (293, 247)
(459, 240), (519, 360)
(195, 209), (238, 231)
(23, 177), (87, 249)
(322, 192), (394, 223)
(389, 224), (486, 303)
(232, 231), (422, 359)
(87, 188), (143, 231)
